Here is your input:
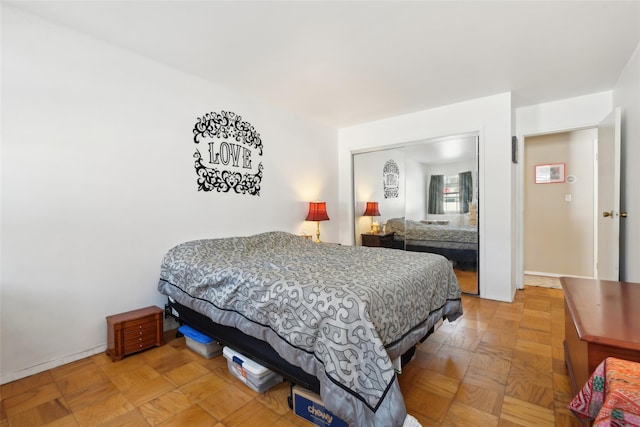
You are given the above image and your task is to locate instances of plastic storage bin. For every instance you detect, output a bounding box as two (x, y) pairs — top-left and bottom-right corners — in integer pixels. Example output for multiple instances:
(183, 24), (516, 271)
(178, 325), (222, 359)
(222, 346), (283, 393)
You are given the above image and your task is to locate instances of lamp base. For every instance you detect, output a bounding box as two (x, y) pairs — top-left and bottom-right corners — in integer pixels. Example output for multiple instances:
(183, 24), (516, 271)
(369, 217), (379, 234)
(315, 221), (321, 243)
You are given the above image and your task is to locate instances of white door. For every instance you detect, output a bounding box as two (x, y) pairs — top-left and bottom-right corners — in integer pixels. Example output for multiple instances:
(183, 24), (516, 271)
(596, 107), (621, 280)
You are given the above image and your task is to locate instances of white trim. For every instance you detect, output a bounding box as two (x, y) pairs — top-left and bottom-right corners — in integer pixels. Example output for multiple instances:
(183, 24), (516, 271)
(524, 270), (593, 280)
(593, 137), (599, 278)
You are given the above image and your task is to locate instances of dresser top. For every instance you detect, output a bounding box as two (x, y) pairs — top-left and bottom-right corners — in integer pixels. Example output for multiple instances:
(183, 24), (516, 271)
(561, 277), (640, 351)
(106, 305), (163, 323)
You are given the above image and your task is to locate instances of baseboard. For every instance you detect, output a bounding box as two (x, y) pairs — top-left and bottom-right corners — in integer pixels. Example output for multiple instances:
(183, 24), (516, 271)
(524, 271), (593, 280)
(524, 271), (563, 278)
(0, 344), (107, 385)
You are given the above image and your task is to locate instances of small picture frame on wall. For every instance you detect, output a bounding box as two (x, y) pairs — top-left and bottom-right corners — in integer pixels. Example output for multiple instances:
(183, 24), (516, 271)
(535, 163), (565, 184)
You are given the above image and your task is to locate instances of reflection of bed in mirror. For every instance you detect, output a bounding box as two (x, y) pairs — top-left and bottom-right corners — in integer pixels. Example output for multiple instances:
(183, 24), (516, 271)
(385, 218), (478, 269)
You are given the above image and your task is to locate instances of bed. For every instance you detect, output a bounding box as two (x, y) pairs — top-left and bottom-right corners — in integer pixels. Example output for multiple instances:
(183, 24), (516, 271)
(384, 218), (478, 268)
(157, 231), (463, 427)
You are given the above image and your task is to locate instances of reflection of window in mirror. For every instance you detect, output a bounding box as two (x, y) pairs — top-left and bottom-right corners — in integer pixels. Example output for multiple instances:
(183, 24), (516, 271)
(443, 175), (460, 213)
(428, 171), (472, 214)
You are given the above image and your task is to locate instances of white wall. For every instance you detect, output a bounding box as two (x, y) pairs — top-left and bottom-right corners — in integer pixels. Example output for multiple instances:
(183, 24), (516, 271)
(516, 92), (613, 136)
(515, 92), (612, 288)
(613, 42), (640, 283)
(0, 7), (338, 383)
(404, 159), (426, 221)
(338, 93), (513, 302)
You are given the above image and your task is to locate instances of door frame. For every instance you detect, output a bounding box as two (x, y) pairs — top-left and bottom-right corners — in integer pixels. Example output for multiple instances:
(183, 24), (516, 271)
(515, 124), (601, 289)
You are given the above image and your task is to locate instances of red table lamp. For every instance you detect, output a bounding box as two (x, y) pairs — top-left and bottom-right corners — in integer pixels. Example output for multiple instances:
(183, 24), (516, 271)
(363, 201), (381, 233)
(306, 201), (330, 243)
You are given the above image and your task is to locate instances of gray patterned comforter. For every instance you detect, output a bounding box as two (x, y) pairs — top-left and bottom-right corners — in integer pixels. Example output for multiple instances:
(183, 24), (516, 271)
(386, 218), (478, 244)
(157, 231), (462, 426)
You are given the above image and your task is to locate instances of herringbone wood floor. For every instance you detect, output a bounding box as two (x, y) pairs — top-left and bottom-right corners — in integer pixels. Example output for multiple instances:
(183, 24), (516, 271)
(1, 286), (580, 426)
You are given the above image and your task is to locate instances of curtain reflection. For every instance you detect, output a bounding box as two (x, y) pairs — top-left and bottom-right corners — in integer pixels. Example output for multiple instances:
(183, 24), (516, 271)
(428, 175), (444, 214)
(459, 171), (473, 214)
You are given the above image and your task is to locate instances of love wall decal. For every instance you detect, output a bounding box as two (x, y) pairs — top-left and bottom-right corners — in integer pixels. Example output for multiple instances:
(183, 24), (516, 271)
(192, 111), (264, 195)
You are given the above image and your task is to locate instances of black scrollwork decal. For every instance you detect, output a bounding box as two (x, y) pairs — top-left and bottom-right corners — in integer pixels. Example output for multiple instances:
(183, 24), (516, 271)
(383, 159), (399, 199)
(194, 151), (263, 195)
(192, 111), (263, 195)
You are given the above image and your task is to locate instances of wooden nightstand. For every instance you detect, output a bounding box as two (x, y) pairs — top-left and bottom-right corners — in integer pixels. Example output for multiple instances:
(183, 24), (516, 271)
(106, 306), (164, 361)
(361, 232), (395, 248)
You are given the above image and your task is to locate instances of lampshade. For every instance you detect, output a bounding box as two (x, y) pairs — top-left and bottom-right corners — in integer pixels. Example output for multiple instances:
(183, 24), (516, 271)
(306, 201), (330, 222)
(363, 201), (381, 217)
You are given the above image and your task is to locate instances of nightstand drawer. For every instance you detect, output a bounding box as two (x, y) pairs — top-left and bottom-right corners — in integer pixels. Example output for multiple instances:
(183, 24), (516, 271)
(124, 331), (157, 345)
(361, 232), (395, 248)
(124, 335), (159, 354)
(123, 324), (157, 343)
(123, 319), (157, 335)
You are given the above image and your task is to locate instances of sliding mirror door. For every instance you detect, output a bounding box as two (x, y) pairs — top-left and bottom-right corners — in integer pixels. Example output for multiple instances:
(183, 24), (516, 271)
(353, 133), (479, 295)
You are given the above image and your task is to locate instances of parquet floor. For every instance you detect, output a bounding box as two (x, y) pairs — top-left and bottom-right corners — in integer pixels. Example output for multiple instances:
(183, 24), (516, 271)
(453, 268), (478, 295)
(1, 286), (580, 426)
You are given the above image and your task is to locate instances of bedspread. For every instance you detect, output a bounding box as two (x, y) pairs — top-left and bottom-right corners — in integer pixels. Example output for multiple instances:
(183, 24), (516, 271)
(158, 231), (462, 426)
(569, 357), (640, 426)
(386, 218), (477, 244)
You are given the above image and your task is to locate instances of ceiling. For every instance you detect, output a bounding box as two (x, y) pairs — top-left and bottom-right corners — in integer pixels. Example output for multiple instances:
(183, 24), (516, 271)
(8, 1), (640, 128)
(359, 133), (478, 164)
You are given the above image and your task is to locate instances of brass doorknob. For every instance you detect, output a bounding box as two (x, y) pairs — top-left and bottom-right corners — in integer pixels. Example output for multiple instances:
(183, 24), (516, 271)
(621, 212), (628, 218)
(603, 211), (613, 217)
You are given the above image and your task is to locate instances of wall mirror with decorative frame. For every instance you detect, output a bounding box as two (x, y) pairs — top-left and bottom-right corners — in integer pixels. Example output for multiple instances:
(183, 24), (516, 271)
(353, 133), (479, 295)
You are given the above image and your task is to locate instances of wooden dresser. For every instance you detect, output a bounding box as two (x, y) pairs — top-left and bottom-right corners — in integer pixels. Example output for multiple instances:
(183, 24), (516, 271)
(106, 306), (164, 361)
(561, 277), (640, 394)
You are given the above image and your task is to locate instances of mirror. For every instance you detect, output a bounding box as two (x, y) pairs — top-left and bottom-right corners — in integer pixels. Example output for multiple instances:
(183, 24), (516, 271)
(353, 133), (479, 295)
